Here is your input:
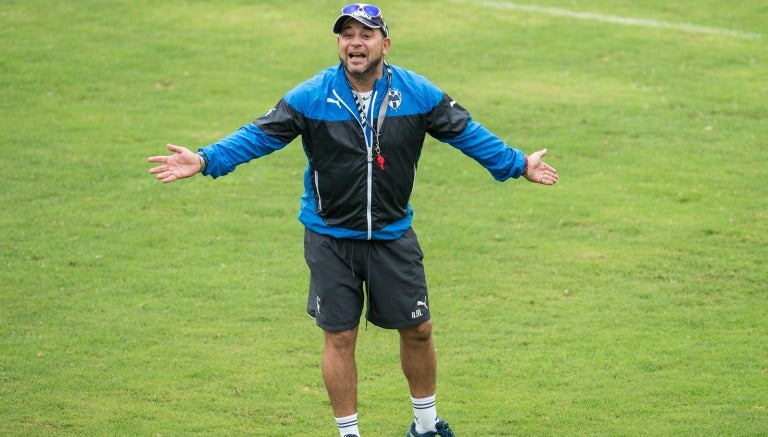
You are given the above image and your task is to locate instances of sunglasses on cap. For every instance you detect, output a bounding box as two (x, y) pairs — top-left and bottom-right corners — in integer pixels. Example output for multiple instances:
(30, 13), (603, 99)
(341, 4), (381, 18)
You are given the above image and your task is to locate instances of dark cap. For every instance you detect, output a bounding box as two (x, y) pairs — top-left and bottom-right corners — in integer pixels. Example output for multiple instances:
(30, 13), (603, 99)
(332, 4), (389, 37)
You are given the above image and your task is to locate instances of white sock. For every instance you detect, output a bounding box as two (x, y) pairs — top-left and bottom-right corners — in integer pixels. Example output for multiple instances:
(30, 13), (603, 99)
(336, 413), (360, 437)
(412, 395), (438, 433)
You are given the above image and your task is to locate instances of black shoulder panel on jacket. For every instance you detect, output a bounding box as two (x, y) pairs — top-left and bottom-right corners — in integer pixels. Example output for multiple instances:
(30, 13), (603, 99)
(426, 93), (470, 139)
(253, 98), (305, 143)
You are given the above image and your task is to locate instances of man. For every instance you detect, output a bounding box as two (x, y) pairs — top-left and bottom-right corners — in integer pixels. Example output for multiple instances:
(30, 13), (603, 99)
(148, 4), (558, 437)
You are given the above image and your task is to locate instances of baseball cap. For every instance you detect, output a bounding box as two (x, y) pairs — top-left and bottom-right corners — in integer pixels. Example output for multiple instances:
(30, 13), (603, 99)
(332, 3), (389, 37)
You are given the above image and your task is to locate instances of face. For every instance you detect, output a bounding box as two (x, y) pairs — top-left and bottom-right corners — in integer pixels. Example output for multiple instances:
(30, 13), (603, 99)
(337, 19), (391, 79)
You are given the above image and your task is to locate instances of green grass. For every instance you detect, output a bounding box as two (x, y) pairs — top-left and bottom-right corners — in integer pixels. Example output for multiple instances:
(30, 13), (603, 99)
(1, 0), (766, 435)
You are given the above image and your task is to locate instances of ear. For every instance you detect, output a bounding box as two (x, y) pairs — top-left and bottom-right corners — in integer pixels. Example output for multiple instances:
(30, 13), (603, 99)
(382, 37), (392, 56)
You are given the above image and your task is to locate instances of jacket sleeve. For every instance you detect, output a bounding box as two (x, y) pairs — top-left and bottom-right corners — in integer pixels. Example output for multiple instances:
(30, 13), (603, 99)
(428, 93), (526, 182)
(199, 98), (304, 178)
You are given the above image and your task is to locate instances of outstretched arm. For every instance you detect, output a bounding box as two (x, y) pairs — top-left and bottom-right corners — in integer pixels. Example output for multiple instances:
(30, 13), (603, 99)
(147, 144), (202, 183)
(523, 148), (558, 185)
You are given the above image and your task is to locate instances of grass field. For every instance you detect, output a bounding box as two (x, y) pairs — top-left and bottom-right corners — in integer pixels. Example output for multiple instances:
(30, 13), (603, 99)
(1, 0), (766, 435)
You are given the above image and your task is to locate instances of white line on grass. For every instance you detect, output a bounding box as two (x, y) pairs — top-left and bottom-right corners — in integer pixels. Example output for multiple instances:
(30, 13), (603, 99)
(449, 0), (762, 40)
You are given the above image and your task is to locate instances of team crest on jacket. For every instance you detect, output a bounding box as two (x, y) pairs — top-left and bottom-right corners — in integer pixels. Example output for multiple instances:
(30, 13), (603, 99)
(388, 89), (402, 110)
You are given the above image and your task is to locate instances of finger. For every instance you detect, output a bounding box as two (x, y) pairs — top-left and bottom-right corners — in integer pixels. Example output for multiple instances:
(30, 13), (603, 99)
(537, 168), (558, 185)
(539, 162), (557, 173)
(546, 172), (558, 184)
(148, 165), (168, 174)
(147, 155), (169, 163)
(166, 143), (186, 154)
(155, 170), (176, 183)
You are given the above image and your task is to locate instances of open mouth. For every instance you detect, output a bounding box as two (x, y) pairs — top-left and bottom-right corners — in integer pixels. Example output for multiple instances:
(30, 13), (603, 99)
(348, 52), (367, 61)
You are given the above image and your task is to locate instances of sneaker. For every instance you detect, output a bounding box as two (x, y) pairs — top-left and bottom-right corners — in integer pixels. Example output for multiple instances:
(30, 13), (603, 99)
(405, 419), (456, 437)
(342, 435), (359, 437)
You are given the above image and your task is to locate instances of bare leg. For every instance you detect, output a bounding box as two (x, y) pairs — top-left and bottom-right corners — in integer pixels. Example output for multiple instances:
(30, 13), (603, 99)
(322, 326), (359, 417)
(399, 320), (436, 397)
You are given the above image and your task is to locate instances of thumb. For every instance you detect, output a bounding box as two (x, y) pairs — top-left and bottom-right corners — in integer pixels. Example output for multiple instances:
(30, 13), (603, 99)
(166, 143), (188, 155)
(527, 148), (547, 167)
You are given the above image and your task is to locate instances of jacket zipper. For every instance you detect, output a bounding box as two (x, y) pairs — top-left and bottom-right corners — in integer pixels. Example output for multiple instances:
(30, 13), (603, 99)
(332, 89), (377, 240)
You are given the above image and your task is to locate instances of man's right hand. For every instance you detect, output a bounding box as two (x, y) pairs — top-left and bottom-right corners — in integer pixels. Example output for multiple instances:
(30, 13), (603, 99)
(148, 144), (201, 183)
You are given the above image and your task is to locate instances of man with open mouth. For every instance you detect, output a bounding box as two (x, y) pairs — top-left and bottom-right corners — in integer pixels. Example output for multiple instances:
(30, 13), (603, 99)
(148, 4), (558, 436)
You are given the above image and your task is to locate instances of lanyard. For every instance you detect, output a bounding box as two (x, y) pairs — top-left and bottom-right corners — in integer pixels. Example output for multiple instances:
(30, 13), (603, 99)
(349, 62), (392, 170)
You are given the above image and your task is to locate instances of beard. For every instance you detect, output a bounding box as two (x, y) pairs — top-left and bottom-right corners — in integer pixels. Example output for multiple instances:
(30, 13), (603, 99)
(340, 54), (384, 79)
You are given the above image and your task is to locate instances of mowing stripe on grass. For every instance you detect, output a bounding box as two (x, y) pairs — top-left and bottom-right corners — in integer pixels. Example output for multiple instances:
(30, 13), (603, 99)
(450, 0), (763, 40)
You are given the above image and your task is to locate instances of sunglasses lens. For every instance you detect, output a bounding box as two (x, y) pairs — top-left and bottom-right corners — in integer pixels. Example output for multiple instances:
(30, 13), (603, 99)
(362, 5), (381, 17)
(341, 4), (381, 17)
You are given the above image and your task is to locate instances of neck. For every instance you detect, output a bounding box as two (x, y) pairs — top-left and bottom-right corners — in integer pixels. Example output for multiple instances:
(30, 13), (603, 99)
(345, 63), (384, 93)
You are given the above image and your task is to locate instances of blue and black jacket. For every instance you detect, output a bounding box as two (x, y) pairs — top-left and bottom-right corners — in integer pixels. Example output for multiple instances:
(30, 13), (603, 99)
(200, 63), (527, 240)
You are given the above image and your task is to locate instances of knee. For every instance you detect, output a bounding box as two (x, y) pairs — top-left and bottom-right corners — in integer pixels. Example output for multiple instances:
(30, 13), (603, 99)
(400, 320), (433, 344)
(324, 328), (358, 352)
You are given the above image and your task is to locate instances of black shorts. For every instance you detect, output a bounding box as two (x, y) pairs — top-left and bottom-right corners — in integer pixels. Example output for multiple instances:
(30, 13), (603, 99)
(304, 227), (430, 332)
